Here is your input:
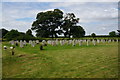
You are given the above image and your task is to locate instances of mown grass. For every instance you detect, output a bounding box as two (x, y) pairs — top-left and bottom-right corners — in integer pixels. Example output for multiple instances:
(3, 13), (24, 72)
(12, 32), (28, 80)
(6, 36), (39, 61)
(2, 41), (118, 78)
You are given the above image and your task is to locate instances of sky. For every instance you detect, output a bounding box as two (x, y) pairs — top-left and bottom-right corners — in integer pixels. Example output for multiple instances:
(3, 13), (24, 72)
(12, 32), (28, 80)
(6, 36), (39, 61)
(1, 0), (119, 35)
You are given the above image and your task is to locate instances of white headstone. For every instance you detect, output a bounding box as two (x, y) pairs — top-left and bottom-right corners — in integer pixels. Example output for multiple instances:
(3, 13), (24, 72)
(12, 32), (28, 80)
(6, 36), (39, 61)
(72, 39), (76, 46)
(55, 39), (59, 45)
(42, 40), (47, 46)
(31, 41), (35, 47)
(23, 40), (27, 46)
(60, 40), (63, 46)
(87, 40), (89, 46)
(20, 40), (24, 48)
(10, 40), (15, 45)
(79, 40), (82, 46)
(116, 39), (119, 42)
(92, 39), (96, 46)
(29, 40), (32, 44)
(97, 39), (100, 43)
(36, 40), (39, 44)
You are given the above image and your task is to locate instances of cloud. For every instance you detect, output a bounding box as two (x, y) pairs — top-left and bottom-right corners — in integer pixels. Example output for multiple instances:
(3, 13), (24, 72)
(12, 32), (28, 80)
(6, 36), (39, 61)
(0, 2), (2, 27)
(2, 0), (120, 2)
(51, 2), (118, 19)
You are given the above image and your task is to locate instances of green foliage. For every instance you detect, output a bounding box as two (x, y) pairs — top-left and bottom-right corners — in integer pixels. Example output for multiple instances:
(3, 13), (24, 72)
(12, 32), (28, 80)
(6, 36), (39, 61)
(117, 30), (120, 36)
(16, 34), (35, 41)
(62, 13), (81, 38)
(0, 28), (9, 38)
(91, 33), (96, 37)
(32, 9), (63, 38)
(31, 9), (85, 38)
(4, 29), (35, 41)
(71, 26), (85, 38)
(4, 29), (20, 40)
(26, 29), (33, 37)
(109, 31), (116, 37)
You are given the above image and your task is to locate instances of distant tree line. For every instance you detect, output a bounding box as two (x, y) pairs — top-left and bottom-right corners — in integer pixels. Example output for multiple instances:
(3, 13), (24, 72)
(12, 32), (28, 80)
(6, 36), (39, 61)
(89, 31), (119, 37)
(0, 28), (34, 41)
(0, 28), (119, 41)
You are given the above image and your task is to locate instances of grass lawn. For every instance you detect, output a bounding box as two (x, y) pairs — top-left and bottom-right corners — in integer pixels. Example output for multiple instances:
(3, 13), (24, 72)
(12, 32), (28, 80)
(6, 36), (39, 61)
(2, 41), (118, 78)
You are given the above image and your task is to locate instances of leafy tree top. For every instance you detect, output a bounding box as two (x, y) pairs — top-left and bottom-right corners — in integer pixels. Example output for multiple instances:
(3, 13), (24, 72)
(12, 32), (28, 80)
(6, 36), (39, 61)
(32, 9), (64, 38)
(26, 29), (33, 37)
(31, 9), (85, 38)
(91, 33), (96, 37)
(109, 31), (116, 37)
(0, 28), (9, 38)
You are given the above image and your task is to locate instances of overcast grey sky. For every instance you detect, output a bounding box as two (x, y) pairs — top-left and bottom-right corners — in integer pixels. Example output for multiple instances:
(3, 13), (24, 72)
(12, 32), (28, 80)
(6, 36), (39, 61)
(1, 0), (119, 35)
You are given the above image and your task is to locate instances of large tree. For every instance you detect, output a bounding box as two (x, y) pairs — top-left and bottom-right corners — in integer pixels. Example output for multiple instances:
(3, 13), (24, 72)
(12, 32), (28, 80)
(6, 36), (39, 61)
(71, 26), (85, 38)
(61, 13), (80, 38)
(91, 33), (96, 37)
(31, 9), (63, 38)
(31, 9), (85, 38)
(109, 31), (116, 37)
(0, 28), (9, 38)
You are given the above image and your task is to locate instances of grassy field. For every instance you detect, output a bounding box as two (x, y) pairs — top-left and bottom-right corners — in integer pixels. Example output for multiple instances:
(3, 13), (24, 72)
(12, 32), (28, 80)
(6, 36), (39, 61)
(2, 41), (118, 78)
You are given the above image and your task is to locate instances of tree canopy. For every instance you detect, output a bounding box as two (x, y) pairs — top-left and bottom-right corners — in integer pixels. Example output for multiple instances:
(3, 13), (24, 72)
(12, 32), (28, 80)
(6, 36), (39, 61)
(31, 9), (85, 38)
(4, 29), (35, 41)
(26, 29), (33, 37)
(32, 9), (63, 38)
(109, 31), (116, 37)
(0, 28), (9, 38)
(4, 29), (20, 40)
(91, 33), (96, 37)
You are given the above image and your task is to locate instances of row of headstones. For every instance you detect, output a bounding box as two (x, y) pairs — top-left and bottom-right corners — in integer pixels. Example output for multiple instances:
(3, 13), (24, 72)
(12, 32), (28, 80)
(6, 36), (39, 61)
(9, 39), (119, 48)
(9, 40), (40, 48)
(47, 39), (119, 46)
(47, 39), (95, 46)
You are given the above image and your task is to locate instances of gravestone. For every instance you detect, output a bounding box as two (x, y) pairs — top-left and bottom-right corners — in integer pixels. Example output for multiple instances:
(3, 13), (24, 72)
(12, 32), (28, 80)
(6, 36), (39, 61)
(79, 40), (82, 46)
(97, 39), (100, 43)
(72, 39), (76, 46)
(87, 40), (90, 46)
(51, 41), (54, 46)
(47, 40), (51, 45)
(92, 39), (96, 46)
(116, 39), (119, 42)
(9, 40), (15, 45)
(112, 39), (115, 42)
(60, 40), (63, 46)
(29, 40), (32, 44)
(101, 39), (105, 43)
(68, 40), (72, 45)
(20, 40), (24, 48)
(42, 40), (47, 46)
(36, 40), (39, 44)
(31, 41), (36, 47)
(55, 39), (59, 45)
(108, 39), (111, 43)
(23, 40), (27, 46)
